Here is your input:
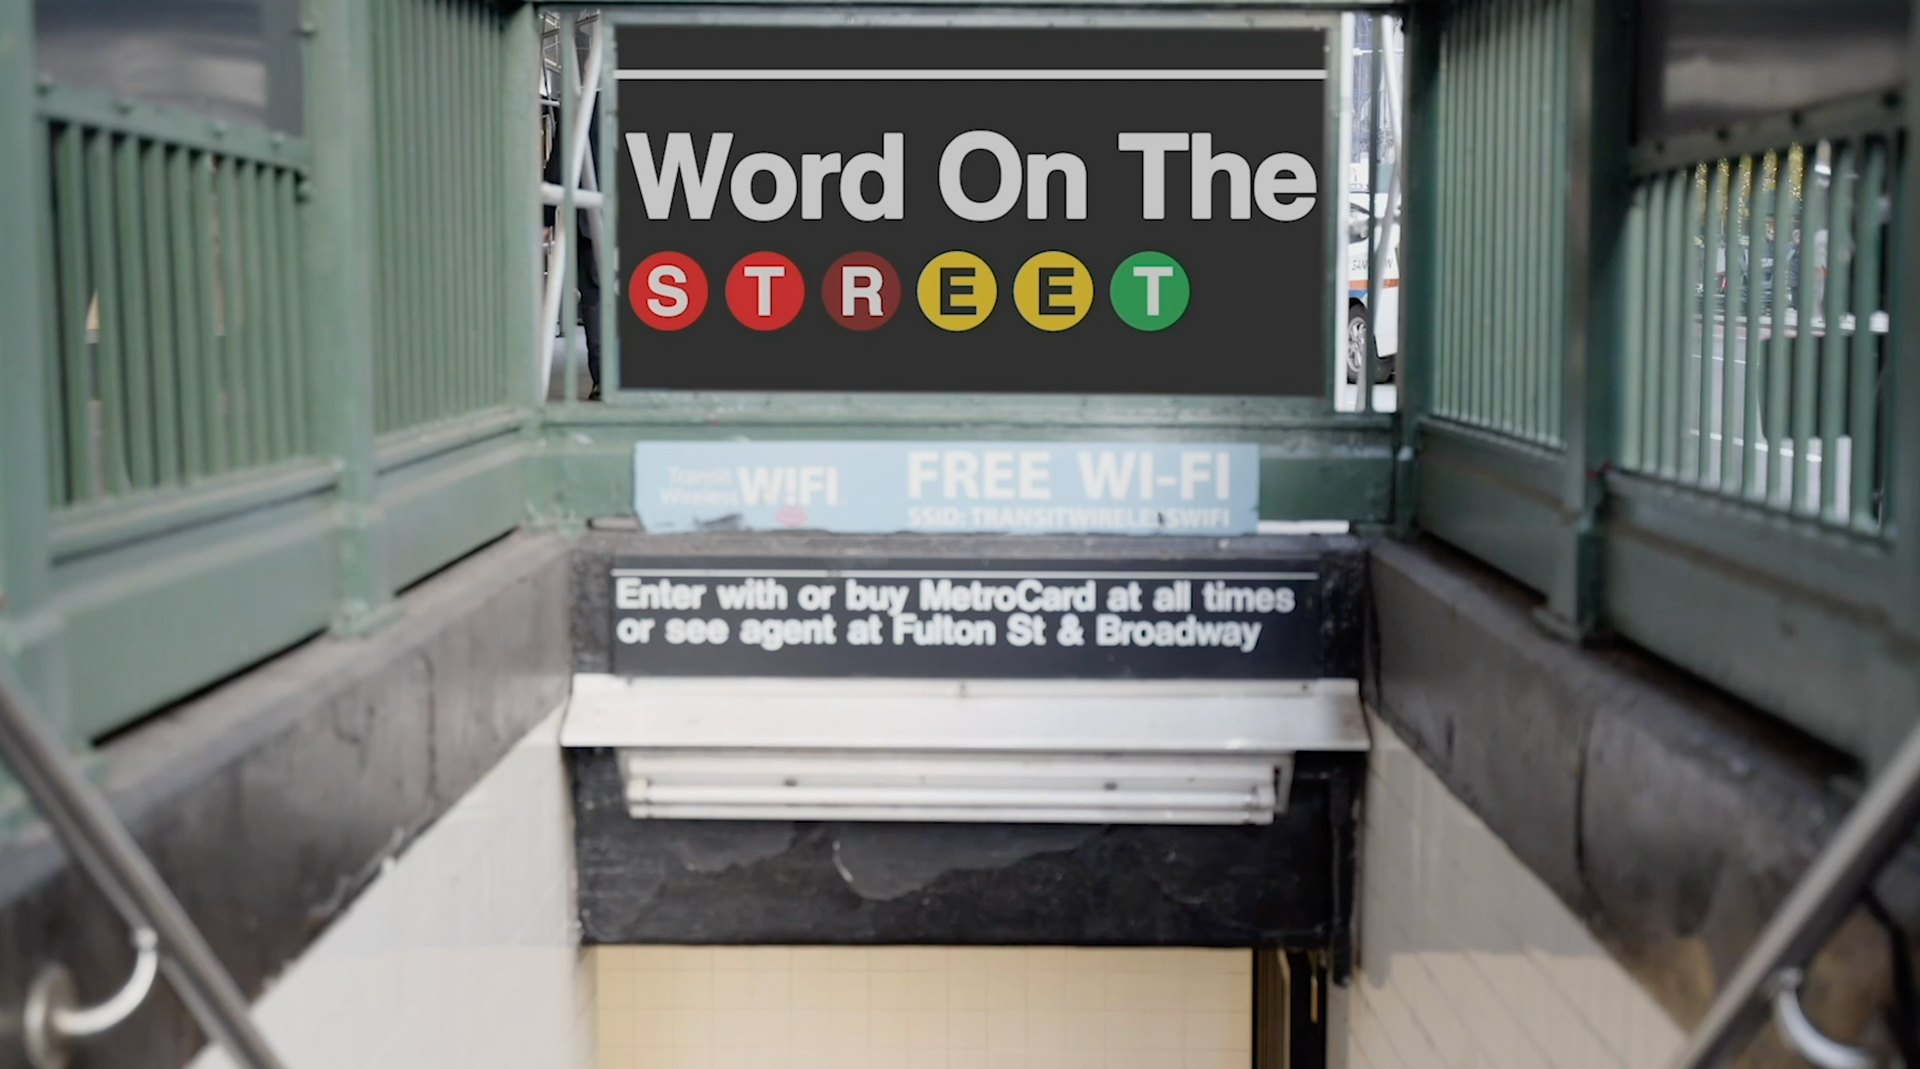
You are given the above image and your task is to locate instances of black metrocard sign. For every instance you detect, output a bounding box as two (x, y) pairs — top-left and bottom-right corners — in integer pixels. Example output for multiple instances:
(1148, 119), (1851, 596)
(615, 26), (1330, 396)
(610, 558), (1323, 679)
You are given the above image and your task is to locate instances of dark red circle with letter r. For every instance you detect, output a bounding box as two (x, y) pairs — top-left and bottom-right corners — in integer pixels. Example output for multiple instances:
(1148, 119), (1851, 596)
(629, 251), (708, 331)
(725, 252), (805, 331)
(821, 252), (901, 331)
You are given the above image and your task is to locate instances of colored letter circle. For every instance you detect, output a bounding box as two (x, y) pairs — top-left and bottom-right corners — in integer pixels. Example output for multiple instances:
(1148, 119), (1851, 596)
(1109, 251), (1191, 331)
(917, 251), (997, 331)
(725, 251), (805, 330)
(1013, 251), (1092, 331)
(822, 252), (901, 331)
(629, 251), (708, 331)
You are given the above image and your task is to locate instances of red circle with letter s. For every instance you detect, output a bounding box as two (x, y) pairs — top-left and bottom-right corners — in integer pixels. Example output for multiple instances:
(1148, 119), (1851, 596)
(629, 251), (708, 331)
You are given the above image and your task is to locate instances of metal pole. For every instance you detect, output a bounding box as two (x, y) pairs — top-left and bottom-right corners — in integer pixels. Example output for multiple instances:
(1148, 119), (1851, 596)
(1363, 16), (1385, 415)
(537, 15), (603, 402)
(1327, 14), (1354, 406)
(0, 667), (287, 1069)
(596, 16), (620, 397)
(1666, 712), (1920, 1069)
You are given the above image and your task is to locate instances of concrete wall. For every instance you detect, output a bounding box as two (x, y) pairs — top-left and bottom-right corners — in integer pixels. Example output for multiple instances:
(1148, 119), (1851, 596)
(1342, 713), (1686, 1069)
(190, 710), (593, 1069)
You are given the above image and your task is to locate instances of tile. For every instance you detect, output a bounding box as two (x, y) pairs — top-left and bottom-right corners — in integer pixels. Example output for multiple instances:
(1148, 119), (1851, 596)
(712, 971), (755, 1006)
(1028, 972), (1071, 1011)
(1105, 1010), (1183, 1051)
(829, 970), (873, 1009)
(634, 971), (676, 1010)
(1028, 1010), (1071, 1051)
(634, 1010), (675, 1049)
(830, 1010), (872, 1048)
(672, 1009), (717, 1050)
(987, 971), (1029, 1011)
(950, 1010), (989, 1049)
(750, 970), (792, 1009)
(951, 971), (991, 1010)
(987, 1009), (1028, 1050)
(871, 1009), (914, 1049)
(793, 972), (834, 1010)
(908, 1009), (950, 1049)
(672, 970), (716, 1010)
(599, 1010), (636, 1051)
(791, 1009), (835, 1049)
(790, 948), (838, 972)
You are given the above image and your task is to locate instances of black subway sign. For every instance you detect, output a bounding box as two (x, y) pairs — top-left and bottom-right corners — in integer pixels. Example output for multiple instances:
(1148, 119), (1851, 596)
(609, 558), (1322, 678)
(615, 25), (1330, 396)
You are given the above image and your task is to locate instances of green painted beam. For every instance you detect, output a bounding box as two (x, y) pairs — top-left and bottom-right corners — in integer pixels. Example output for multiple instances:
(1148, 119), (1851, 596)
(378, 434), (526, 590)
(0, 0), (72, 739)
(54, 495), (336, 739)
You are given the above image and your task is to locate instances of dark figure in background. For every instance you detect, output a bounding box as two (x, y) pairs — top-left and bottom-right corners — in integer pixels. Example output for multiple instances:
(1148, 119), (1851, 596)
(543, 106), (602, 400)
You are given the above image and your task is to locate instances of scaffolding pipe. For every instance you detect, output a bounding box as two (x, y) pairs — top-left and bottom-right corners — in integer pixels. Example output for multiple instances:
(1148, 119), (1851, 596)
(538, 16), (604, 396)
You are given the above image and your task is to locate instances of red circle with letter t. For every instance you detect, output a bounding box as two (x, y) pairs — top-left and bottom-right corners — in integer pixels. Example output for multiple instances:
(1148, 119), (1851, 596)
(629, 251), (708, 331)
(822, 252), (901, 331)
(725, 251), (805, 330)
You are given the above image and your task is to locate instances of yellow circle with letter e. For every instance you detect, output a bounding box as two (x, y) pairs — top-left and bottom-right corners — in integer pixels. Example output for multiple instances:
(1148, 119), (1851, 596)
(1013, 251), (1092, 331)
(916, 251), (997, 331)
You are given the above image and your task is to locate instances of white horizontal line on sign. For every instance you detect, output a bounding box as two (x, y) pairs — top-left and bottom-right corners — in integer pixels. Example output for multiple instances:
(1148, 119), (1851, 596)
(610, 568), (1319, 581)
(616, 68), (1328, 81)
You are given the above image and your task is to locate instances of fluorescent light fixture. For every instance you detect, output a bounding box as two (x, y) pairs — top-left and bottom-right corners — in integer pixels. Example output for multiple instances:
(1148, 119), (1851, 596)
(621, 749), (1292, 825)
(566, 676), (1366, 826)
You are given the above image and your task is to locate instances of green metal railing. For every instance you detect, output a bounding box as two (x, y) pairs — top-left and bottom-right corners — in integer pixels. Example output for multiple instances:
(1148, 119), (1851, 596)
(1618, 137), (1903, 531)
(1407, 0), (1915, 764)
(0, 0), (540, 767)
(1429, 0), (1569, 445)
(371, 0), (518, 434)
(38, 89), (313, 508)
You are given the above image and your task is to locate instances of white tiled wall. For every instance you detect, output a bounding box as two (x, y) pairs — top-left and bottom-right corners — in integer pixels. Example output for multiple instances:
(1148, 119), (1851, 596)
(192, 709), (594, 1069)
(593, 946), (1253, 1069)
(1342, 712), (1687, 1069)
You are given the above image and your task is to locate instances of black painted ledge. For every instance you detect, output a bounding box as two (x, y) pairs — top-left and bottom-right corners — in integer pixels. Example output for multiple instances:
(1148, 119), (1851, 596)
(0, 532), (572, 1069)
(1366, 536), (1920, 1066)
(572, 748), (1360, 957)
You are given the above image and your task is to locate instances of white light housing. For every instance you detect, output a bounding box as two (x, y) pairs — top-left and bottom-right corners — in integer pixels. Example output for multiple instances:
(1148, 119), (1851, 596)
(563, 676), (1368, 826)
(621, 750), (1292, 825)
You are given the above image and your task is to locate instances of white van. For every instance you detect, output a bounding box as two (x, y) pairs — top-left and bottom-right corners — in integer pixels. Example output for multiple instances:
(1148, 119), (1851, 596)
(1346, 193), (1399, 382)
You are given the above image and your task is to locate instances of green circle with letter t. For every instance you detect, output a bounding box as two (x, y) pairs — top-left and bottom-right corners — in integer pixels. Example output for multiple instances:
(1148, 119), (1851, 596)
(1109, 251), (1191, 332)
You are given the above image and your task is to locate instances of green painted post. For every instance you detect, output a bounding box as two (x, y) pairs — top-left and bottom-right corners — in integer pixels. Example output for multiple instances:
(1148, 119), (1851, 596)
(1541, 0), (1629, 637)
(1892, 0), (1920, 642)
(0, 0), (72, 743)
(503, 3), (553, 526)
(1393, 4), (1442, 534)
(306, 0), (396, 634)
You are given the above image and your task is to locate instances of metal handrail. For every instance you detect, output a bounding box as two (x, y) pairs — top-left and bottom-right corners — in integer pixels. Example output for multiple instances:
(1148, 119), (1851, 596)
(0, 667), (287, 1069)
(1666, 713), (1920, 1069)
